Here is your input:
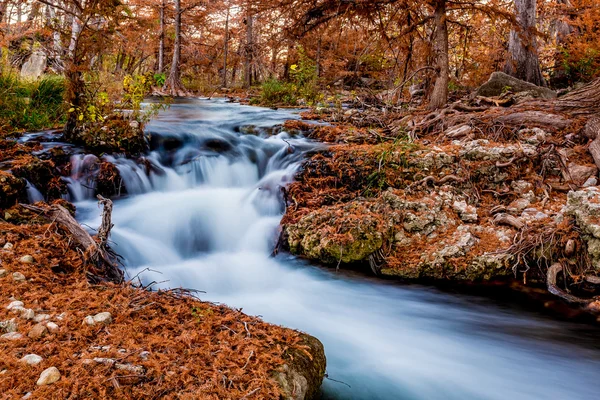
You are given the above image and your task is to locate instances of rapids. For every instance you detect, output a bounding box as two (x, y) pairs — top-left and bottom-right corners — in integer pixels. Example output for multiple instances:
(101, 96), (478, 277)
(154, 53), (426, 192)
(65, 99), (600, 399)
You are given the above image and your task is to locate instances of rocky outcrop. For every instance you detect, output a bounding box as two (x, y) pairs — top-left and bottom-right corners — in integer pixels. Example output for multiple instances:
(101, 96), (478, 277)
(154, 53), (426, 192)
(566, 188), (600, 273)
(476, 71), (557, 99)
(0, 171), (26, 210)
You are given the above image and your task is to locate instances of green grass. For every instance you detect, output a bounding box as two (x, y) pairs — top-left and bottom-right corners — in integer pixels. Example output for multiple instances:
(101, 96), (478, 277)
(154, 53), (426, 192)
(0, 72), (66, 134)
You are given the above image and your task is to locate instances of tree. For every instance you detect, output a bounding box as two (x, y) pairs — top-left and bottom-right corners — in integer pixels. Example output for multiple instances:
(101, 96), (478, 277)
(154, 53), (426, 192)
(504, 0), (545, 86)
(429, 0), (449, 110)
(163, 0), (185, 95)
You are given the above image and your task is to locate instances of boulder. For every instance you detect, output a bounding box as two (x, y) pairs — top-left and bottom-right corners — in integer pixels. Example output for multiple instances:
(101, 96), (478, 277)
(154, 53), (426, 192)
(476, 71), (556, 99)
(275, 333), (326, 400)
(21, 50), (47, 80)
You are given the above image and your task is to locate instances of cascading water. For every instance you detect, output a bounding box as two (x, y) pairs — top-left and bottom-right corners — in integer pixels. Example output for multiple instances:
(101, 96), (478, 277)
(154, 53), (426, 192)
(70, 99), (600, 399)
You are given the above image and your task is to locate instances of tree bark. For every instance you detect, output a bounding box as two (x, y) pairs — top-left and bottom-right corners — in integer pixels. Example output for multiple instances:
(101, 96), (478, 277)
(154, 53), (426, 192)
(429, 0), (449, 110)
(243, 1), (253, 88)
(222, 3), (229, 87)
(554, 77), (600, 116)
(163, 0), (185, 96)
(504, 0), (545, 86)
(158, 0), (165, 74)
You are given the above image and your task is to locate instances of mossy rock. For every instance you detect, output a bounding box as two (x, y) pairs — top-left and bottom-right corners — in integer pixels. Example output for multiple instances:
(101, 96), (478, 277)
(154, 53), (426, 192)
(275, 333), (326, 400)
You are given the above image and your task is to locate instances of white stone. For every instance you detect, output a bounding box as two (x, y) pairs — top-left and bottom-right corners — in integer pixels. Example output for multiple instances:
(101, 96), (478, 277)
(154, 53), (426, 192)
(12, 272), (26, 281)
(19, 255), (34, 264)
(20, 308), (35, 320)
(36, 367), (60, 386)
(34, 314), (50, 323)
(6, 301), (24, 310)
(21, 50), (47, 80)
(0, 319), (17, 333)
(3, 242), (13, 250)
(20, 354), (43, 366)
(584, 177), (598, 188)
(84, 312), (112, 326)
(0, 269), (7, 277)
(46, 322), (59, 333)
(1, 332), (23, 340)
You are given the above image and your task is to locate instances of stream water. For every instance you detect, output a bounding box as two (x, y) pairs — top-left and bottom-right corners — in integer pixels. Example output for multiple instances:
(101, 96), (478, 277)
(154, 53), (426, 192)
(59, 99), (600, 399)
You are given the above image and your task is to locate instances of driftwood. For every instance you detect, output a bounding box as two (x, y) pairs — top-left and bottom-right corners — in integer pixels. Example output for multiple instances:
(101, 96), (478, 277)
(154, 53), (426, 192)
(547, 263), (596, 305)
(493, 213), (524, 230)
(21, 195), (123, 283)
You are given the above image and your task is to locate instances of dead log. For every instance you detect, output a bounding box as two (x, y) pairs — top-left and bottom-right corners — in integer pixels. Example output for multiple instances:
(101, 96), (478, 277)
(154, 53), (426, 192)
(554, 77), (600, 116)
(547, 263), (592, 304)
(21, 198), (123, 283)
(493, 213), (524, 230)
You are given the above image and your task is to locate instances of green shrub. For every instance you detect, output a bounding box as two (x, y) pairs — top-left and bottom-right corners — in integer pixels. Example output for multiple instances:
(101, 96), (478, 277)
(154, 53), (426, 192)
(256, 79), (297, 106)
(0, 72), (66, 134)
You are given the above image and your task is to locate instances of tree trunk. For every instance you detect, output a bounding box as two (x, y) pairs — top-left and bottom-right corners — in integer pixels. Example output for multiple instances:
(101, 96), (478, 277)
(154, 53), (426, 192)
(504, 0), (545, 86)
(158, 0), (165, 74)
(222, 4), (229, 87)
(163, 0), (185, 96)
(243, 2), (253, 88)
(429, 0), (449, 110)
(554, 77), (600, 116)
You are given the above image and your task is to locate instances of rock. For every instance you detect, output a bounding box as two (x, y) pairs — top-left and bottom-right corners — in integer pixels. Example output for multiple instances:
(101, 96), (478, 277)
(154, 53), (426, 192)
(12, 272), (26, 282)
(275, 333), (326, 400)
(21, 50), (47, 79)
(20, 308), (35, 320)
(3, 242), (13, 250)
(19, 255), (34, 264)
(511, 180), (533, 194)
(566, 163), (598, 186)
(459, 140), (537, 162)
(84, 312), (112, 326)
(36, 367), (60, 386)
(46, 322), (59, 333)
(28, 324), (48, 340)
(34, 314), (50, 323)
(476, 71), (557, 99)
(566, 188), (600, 271)
(446, 125), (472, 139)
(1, 332), (24, 340)
(22, 393), (32, 399)
(452, 200), (478, 223)
(20, 354), (43, 366)
(115, 363), (145, 374)
(0, 319), (17, 333)
(0, 269), (7, 277)
(520, 127), (547, 145)
(0, 171), (26, 210)
(139, 351), (150, 360)
(584, 177), (598, 187)
(7, 300), (24, 310)
(508, 198), (531, 214)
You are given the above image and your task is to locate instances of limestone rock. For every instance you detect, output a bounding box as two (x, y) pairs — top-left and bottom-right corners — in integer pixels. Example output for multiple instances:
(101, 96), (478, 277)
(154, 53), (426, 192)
(3, 242), (13, 250)
(36, 367), (60, 386)
(46, 322), (59, 333)
(0, 269), (7, 277)
(20, 308), (35, 320)
(0, 319), (17, 333)
(1, 332), (24, 340)
(275, 333), (326, 400)
(20, 354), (43, 366)
(28, 324), (48, 340)
(7, 300), (24, 310)
(21, 50), (47, 80)
(476, 71), (556, 99)
(19, 255), (34, 264)
(452, 200), (478, 223)
(12, 272), (26, 282)
(566, 163), (598, 186)
(33, 314), (50, 323)
(84, 312), (112, 326)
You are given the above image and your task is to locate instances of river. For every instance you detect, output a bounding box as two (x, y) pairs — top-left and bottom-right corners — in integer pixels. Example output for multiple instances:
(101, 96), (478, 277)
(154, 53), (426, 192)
(65, 99), (600, 399)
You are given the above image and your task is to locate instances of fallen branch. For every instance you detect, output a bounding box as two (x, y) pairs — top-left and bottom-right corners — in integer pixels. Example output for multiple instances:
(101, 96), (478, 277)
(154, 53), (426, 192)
(21, 198), (123, 283)
(547, 263), (590, 304)
(493, 213), (524, 230)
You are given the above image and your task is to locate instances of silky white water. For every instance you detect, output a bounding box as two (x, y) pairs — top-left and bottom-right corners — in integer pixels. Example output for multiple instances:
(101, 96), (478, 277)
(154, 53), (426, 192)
(73, 99), (600, 399)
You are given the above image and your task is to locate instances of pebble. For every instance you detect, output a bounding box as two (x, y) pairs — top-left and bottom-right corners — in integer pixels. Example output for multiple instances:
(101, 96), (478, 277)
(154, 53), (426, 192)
(0, 319), (17, 333)
(20, 308), (35, 320)
(0, 269), (7, 277)
(84, 312), (112, 326)
(139, 351), (150, 360)
(12, 272), (26, 282)
(20, 354), (43, 366)
(34, 314), (50, 323)
(46, 322), (59, 333)
(3, 242), (13, 250)
(6, 300), (24, 310)
(22, 393), (32, 399)
(0, 318), (17, 333)
(1, 332), (24, 340)
(36, 367), (60, 386)
(584, 176), (598, 188)
(28, 324), (48, 340)
(19, 255), (34, 264)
